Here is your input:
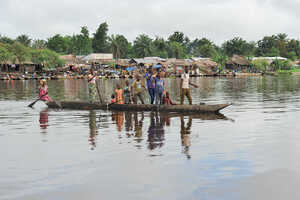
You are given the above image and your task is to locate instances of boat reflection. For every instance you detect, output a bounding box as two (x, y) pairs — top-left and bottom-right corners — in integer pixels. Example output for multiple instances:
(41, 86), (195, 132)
(87, 110), (231, 154)
(39, 109), (49, 132)
(147, 112), (165, 150)
(180, 115), (192, 159)
(89, 110), (98, 150)
(112, 112), (124, 132)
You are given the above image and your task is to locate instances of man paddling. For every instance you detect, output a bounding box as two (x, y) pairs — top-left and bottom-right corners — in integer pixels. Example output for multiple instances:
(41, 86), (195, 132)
(180, 66), (198, 105)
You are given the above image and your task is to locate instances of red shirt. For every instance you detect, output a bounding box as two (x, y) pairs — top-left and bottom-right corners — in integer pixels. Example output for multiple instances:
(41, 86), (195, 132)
(163, 96), (175, 105)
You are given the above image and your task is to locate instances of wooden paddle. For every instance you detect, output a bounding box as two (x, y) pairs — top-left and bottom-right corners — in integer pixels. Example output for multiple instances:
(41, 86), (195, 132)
(28, 92), (48, 108)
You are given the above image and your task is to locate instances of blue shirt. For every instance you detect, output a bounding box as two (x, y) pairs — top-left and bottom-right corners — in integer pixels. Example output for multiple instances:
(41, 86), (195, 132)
(155, 78), (164, 92)
(145, 72), (155, 88)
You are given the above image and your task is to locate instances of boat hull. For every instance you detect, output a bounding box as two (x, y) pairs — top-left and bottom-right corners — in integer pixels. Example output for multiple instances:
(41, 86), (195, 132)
(47, 101), (230, 113)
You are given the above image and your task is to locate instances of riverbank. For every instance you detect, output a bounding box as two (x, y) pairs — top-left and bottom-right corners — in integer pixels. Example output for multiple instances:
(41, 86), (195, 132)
(0, 72), (265, 81)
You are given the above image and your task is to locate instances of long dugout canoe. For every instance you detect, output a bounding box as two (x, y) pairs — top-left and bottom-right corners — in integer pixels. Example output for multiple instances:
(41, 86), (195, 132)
(47, 101), (230, 113)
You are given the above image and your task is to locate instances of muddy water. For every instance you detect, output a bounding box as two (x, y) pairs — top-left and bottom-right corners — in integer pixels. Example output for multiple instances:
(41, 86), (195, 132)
(1, 76), (300, 200)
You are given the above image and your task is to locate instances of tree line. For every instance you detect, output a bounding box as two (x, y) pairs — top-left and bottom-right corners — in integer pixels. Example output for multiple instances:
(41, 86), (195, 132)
(1, 22), (300, 66)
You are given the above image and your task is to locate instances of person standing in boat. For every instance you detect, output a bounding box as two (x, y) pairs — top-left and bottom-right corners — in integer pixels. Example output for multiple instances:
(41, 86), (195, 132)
(39, 79), (52, 102)
(114, 83), (124, 104)
(155, 73), (165, 105)
(145, 67), (156, 104)
(88, 69), (97, 103)
(132, 75), (145, 104)
(180, 66), (198, 105)
(123, 80), (132, 104)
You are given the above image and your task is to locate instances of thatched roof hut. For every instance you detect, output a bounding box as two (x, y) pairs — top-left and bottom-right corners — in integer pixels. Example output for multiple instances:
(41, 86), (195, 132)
(227, 54), (251, 66)
(60, 54), (81, 65)
(226, 55), (251, 71)
(193, 59), (218, 75)
(82, 53), (113, 64)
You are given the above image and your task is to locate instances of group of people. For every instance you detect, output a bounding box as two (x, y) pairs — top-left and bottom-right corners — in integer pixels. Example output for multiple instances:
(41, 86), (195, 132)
(38, 66), (198, 106)
(109, 66), (197, 105)
(109, 68), (177, 105)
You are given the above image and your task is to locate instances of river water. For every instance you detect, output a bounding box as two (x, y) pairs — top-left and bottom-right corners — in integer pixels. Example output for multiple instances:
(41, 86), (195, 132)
(1, 76), (300, 200)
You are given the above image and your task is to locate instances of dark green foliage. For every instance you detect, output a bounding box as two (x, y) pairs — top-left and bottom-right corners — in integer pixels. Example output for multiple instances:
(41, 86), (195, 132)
(92, 22), (110, 53)
(71, 26), (93, 55)
(16, 34), (31, 47)
(222, 37), (256, 57)
(133, 34), (154, 58)
(109, 34), (129, 59)
(47, 34), (72, 54)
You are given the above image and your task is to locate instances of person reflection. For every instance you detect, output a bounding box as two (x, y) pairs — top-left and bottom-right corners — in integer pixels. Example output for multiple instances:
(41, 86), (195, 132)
(124, 112), (133, 132)
(112, 112), (124, 132)
(39, 109), (49, 131)
(180, 115), (192, 159)
(89, 111), (98, 150)
(134, 112), (144, 143)
(147, 112), (165, 150)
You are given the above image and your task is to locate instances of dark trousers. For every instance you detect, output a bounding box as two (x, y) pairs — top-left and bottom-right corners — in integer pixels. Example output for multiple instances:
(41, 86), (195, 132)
(133, 92), (144, 104)
(148, 88), (156, 104)
(180, 88), (192, 105)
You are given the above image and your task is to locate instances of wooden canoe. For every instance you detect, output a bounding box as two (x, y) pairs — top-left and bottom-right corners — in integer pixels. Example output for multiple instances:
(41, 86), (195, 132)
(47, 101), (230, 113)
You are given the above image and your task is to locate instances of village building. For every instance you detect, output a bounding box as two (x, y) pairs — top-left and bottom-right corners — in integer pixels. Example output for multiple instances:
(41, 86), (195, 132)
(226, 54), (252, 72)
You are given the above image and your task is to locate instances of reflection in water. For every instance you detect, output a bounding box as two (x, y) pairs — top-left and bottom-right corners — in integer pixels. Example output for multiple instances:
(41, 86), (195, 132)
(112, 112), (124, 132)
(39, 109), (49, 131)
(180, 115), (192, 159)
(134, 112), (144, 144)
(89, 111), (98, 150)
(147, 112), (165, 150)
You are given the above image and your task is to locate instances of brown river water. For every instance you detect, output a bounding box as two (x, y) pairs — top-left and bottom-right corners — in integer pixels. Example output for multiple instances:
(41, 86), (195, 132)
(1, 76), (300, 200)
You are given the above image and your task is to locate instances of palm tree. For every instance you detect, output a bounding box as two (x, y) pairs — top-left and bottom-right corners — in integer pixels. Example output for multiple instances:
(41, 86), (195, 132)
(110, 35), (121, 60)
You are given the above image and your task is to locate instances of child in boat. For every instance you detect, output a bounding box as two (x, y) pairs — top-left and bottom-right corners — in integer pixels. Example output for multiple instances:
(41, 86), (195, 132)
(110, 94), (116, 104)
(39, 79), (52, 102)
(163, 91), (176, 105)
(114, 83), (124, 104)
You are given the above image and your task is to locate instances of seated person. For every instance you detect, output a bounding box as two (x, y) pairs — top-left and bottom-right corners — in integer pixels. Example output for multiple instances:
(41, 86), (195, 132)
(110, 94), (116, 104)
(163, 91), (176, 105)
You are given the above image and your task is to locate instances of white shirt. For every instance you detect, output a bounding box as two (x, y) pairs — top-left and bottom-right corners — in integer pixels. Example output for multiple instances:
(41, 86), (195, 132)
(181, 73), (189, 89)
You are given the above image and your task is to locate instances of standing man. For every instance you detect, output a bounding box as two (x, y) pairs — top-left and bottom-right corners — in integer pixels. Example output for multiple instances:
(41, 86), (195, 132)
(180, 66), (198, 105)
(132, 75), (146, 104)
(145, 67), (156, 104)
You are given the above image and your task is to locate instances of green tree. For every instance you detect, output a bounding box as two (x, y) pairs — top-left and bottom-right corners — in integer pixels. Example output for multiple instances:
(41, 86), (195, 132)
(92, 22), (110, 53)
(31, 39), (47, 49)
(222, 37), (255, 57)
(191, 38), (217, 58)
(213, 51), (228, 70)
(31, 49), (65, 69)
(0, 43), (13, 72)
(133, 34), (154, 58)
(251, 59), (269, 71)
(168, 31), (185, 44)
(10, 42), (30, 72)
(152, 37), (168, 58)
(47, 34), (71, 54)
(109, 34), (129, 59)
(71, 26), (93, 55)
(16, 34), (31, 47)
(287, 39), (300, 58)
(167, 41), (185, 59)
(0, 35), (14, 44)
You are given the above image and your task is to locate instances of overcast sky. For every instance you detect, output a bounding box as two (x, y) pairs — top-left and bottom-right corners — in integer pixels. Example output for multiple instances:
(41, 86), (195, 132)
(1, 0), (300, 44)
